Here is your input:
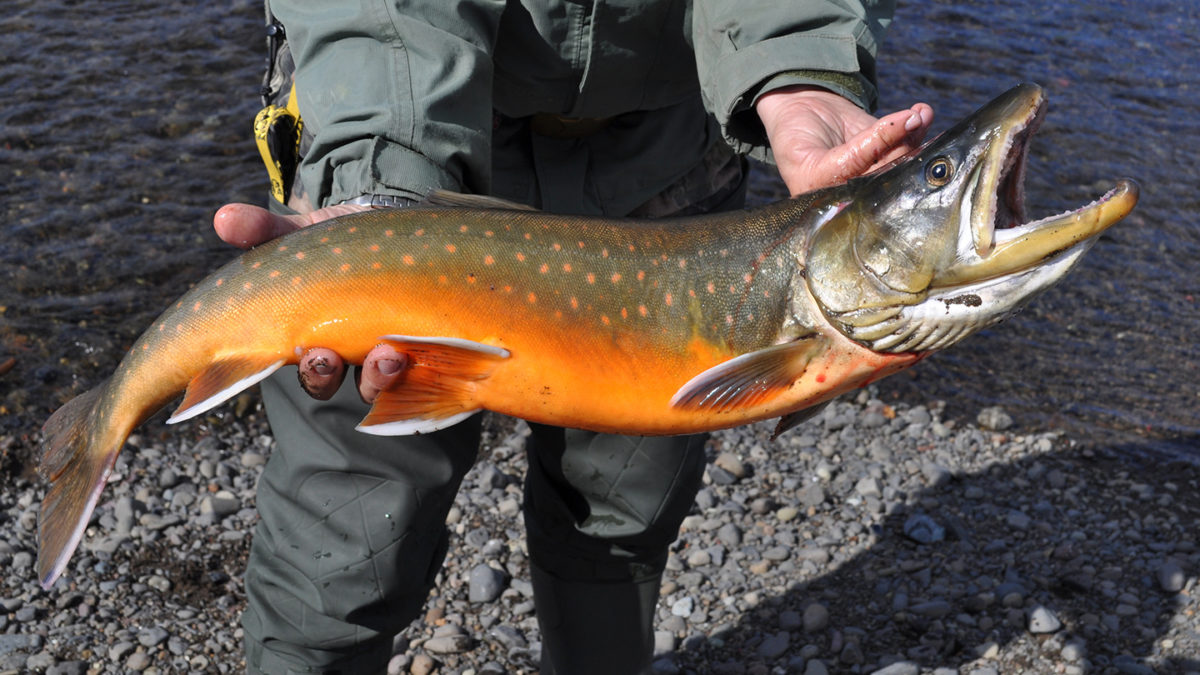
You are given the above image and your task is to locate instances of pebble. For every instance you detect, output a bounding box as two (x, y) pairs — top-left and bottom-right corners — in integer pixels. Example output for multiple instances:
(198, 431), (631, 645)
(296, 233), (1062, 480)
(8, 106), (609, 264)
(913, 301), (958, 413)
(2, 391), (1196, 675)
(911, 600), (952, 618)
(424, 632), (471, 654)
(410, 653), (436, 675)
(776, 506), (800, 522)
(976, 406), (1013, 430)
(1158, 559), (1186, 592)
(757, 631), (789, 659)
(779, 610), (802, 631)
(468, 564), (507, 603)
(138, 627), (170, 647)
(126, 651), (151, 671)
(714, 452), (747, 480)
(717, 522), (742, 548)
(871, 662), (919, 675)
(798, 483), (826, 507)
(654, 630), (676, 656)
(855, 476), (882, 498)
(803, 603), (830, 632)
(671, 597), (694, 617)
(488, 625), (527, 650)
(903, 514), (945, 544)
(1028, 605), (1062, 634)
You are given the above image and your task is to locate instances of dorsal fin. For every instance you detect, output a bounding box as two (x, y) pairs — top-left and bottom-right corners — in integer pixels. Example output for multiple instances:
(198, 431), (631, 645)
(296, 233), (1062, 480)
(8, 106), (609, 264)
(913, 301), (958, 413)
(421, 190), (540, 211)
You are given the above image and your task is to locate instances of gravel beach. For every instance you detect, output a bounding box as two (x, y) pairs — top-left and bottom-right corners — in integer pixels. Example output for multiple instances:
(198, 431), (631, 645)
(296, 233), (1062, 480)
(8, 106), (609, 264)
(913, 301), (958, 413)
(1, 388), (1197, 674)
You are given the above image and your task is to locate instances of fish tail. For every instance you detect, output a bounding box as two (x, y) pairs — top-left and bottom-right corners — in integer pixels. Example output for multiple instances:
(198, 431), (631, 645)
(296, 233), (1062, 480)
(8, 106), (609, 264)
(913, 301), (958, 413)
(37, 382), (124, 589)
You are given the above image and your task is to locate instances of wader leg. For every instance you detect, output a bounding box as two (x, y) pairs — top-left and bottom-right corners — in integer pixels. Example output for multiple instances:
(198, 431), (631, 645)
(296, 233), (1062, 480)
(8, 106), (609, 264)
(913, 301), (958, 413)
(523, 425), (707, 675)
(243, 367), (480, 674)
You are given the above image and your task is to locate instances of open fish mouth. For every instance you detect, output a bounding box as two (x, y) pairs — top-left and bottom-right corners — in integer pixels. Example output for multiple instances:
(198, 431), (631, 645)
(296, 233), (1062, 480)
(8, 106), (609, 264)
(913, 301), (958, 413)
(843, 84), (1139, 354)
(945, 86), (1139, 287)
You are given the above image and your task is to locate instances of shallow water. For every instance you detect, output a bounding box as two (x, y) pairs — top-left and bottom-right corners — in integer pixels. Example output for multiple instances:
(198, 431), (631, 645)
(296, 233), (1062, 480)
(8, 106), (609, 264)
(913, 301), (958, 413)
(1, 0), (1196, 459)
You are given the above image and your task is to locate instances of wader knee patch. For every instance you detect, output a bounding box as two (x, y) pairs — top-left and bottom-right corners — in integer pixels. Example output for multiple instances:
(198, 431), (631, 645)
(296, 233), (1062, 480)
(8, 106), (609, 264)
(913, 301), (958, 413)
(253, 470), (451, 639)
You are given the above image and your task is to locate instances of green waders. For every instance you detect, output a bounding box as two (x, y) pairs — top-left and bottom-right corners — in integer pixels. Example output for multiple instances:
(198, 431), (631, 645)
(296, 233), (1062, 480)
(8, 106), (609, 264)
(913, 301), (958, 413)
(243, 107), (748, 675)
(243, 373), (708, 675)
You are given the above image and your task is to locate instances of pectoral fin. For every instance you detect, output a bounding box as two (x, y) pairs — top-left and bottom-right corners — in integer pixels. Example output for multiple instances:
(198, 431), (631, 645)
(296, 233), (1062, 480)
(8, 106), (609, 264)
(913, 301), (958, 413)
(166, 356), (285, 424)
(670, 336), (830, 413)
(357, 335), (510, 435)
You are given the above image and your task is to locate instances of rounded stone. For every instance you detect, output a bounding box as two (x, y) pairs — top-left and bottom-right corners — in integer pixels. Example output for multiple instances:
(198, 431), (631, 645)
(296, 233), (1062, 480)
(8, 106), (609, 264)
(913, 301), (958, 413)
(803, 603), (830, 632)
(468, 564), (508, 603)
(1028, 605), (1062, 634)
(758, 632), (789, 660)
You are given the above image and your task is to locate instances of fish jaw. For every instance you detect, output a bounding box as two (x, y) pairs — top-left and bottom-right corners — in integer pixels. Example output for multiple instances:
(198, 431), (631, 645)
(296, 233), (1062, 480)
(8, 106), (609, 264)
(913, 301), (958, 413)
(804, 84), (1139, 354)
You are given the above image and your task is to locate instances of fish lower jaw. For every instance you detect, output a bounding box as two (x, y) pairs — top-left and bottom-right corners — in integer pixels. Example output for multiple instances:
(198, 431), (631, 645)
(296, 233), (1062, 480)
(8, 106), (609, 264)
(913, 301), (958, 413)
(838, 240), (1093, 354)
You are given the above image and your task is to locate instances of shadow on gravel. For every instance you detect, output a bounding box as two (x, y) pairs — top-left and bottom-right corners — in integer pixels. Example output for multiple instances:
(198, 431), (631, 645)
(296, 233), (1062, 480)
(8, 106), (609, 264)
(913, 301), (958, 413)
(677, 439), (1200, 674)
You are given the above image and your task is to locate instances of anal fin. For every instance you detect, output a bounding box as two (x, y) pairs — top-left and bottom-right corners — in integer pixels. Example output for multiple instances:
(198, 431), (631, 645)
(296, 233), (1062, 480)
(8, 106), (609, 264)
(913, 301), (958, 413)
(357, 335), (510, 435)
(166, 356), (285, 424)
(670, 336), (830, 413)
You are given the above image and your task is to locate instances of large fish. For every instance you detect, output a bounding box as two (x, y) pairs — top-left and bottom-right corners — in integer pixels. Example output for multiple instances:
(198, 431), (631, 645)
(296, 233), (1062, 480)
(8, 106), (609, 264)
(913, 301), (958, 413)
(36, 84), (1136, 587)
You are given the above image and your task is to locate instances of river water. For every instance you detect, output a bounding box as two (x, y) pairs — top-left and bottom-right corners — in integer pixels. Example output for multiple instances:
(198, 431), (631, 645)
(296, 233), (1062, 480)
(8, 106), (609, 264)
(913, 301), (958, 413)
(1, 0), (1196, 461)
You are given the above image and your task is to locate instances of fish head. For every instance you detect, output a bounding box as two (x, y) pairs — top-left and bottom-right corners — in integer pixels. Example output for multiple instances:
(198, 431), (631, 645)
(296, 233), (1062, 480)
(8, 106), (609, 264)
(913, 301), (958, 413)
(804, 83), (1138, 353)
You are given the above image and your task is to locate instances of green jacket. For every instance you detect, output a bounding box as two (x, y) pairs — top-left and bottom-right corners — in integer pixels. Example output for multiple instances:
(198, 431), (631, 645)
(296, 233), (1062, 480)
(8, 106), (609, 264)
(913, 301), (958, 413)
(272, 0), (894, 215)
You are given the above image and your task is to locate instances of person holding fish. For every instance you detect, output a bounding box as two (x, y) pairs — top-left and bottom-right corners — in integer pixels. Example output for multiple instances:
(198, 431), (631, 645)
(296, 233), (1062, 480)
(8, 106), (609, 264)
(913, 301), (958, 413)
(214, 2), (933, 673)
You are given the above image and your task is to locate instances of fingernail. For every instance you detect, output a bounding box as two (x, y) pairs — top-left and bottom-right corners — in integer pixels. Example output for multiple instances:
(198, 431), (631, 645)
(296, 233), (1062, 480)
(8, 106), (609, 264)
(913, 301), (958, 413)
(308, 355), (333, 376)
(376, 358), (402, 376)
(904, 111), (922, 132)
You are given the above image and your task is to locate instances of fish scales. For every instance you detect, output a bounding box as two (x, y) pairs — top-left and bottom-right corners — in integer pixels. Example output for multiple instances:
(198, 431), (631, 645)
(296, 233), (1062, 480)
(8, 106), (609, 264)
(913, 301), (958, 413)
(34, 84), (1139, 589)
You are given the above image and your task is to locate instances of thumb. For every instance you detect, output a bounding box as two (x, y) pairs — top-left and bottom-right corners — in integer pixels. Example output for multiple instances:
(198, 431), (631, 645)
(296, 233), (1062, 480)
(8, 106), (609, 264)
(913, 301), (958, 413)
(213, 203), (304, 249)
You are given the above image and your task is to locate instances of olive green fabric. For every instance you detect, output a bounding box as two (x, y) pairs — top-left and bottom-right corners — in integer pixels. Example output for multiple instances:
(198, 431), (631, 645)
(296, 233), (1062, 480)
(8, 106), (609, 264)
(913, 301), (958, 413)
(244, 134), (749, 675)
(270, 0), (892, 211)
(246, 1), (893, 671)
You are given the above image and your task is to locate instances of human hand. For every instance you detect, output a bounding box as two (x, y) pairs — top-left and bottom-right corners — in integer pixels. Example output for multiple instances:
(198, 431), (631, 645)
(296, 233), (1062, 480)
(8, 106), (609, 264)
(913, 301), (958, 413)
(212, 201), (409, 402)
(755, 85), (934, 195)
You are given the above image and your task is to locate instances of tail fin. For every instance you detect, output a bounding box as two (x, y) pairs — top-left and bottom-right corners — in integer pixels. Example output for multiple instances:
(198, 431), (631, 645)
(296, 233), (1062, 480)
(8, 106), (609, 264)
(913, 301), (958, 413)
(37, 384), (123, 589)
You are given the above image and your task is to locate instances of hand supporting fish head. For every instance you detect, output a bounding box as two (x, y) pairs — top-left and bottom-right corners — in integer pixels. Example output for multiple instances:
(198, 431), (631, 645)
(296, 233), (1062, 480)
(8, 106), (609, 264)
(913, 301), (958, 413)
(804, 83), (1138, 353)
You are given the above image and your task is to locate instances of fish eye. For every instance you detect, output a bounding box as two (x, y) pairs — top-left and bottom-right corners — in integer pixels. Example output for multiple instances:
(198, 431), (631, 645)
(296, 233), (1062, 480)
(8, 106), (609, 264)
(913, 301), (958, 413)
(925, 157), (954, 186)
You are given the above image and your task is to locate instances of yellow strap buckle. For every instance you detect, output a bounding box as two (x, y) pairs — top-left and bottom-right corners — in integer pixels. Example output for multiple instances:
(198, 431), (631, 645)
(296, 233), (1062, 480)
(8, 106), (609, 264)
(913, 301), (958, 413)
(254, 83), (303, 203)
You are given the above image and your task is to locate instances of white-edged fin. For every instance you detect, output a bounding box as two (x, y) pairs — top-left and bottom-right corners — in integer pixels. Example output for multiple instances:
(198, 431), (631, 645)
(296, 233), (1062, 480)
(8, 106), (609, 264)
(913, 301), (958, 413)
(356, 410), (479, 436)
(379, 334), (511, 358)
(669, 336), (830, 413)
(167, 358), (285, 424)
(356, 335), (509, 435)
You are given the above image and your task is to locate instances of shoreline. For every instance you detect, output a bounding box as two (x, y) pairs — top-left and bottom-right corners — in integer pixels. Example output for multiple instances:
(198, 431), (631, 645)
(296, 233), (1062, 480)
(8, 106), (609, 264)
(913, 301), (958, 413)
(1, 389), (1197, 674)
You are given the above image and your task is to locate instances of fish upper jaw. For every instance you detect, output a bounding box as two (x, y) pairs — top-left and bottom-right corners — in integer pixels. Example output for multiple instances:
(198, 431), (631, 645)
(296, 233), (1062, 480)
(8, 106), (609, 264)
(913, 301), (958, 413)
(942, 84), (1137, 287)
(804, 84), (1139, 355)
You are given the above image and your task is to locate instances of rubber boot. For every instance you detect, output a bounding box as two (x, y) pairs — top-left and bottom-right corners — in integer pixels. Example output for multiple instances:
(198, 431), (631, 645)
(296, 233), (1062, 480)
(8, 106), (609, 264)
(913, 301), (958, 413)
(531, 560), (664, 675)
